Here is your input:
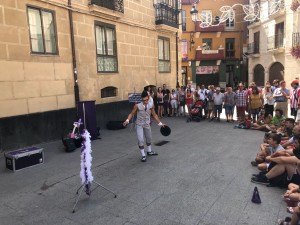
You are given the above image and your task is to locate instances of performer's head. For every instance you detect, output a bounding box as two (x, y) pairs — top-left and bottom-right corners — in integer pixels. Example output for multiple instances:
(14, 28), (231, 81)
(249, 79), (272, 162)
(141, 91), (149, 105)
(141, 91), (148, 98)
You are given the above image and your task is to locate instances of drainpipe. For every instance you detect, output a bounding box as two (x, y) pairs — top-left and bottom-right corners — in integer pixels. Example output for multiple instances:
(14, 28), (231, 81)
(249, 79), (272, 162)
(68, 0), (80, 106)
(176, 31), (179, 87)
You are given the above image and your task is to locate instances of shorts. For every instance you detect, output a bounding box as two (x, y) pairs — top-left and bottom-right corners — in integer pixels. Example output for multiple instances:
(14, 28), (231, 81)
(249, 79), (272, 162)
(225, 105), (234, 114)
(214, 105), (222, 113)
(170, 100), (177, 108)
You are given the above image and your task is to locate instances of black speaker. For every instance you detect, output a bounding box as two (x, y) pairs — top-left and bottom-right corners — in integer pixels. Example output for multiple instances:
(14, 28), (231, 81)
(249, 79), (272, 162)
(62, 138), (77, 152)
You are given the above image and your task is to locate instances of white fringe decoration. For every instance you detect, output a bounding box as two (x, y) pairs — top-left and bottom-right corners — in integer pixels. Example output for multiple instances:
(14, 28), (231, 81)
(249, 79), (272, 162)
(80, 129), (94, 185)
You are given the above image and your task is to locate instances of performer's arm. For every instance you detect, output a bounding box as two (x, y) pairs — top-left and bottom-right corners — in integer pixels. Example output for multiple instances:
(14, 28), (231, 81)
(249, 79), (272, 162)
(151, 108), (164, 126)
(123, 104), (138, 126)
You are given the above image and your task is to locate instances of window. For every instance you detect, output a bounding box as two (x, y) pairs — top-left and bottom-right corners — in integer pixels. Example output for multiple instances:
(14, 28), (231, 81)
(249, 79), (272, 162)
(225, 38), (235, 58)
(95, 22), (118, 73)
(27, 6), (57, 54)
(181, 10), (186, 32)
(101, 86), (117, 98)
(202, 38), (212, 50)
(201, 10), (212, 24)
(158, 37), (170, 73)
(275, 22), (284, 48)
(254, 31), (260, 53)
(225, 18), (235, 29)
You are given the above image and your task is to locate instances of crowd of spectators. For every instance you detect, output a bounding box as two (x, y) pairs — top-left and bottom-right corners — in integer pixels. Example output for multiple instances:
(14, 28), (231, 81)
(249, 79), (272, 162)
(148, 79), (300, 224)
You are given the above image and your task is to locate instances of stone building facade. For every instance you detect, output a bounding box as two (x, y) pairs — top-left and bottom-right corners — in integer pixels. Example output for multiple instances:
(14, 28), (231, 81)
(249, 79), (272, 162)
(0, 0), (179, 150)
(248, 0), (300, 86)
(180, 0), (248, 89)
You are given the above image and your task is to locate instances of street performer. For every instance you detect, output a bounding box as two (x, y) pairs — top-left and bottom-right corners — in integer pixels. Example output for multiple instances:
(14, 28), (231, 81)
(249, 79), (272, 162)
(123, 91), (165, 162)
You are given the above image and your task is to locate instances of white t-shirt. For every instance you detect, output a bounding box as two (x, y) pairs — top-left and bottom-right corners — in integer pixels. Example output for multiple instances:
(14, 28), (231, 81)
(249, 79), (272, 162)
(269, 144), (284, 155)
(213, 92), (224, 105)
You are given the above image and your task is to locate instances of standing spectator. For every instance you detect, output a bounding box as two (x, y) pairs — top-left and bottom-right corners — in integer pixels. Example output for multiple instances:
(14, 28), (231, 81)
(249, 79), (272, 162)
(235, 83), (248, 123)
(163, 89), (170, 117)
(249, 86), (263, 123)
(198, 84), (208, 118)
(273, 80), (290, 118)
(207, 85), (215, 120)
(224, 87), (236, 122)
(162, 84), (167, 95)
(175, 85), (181, 116)
(271, 79), (280, 92)
(263, 85), (275, 117)
(212, 87), (224, 122)
(185, 89), (193, 115)
(156, 87), (164, 118)
(178, 86), (186, 116)
(170, 89), (178, 117)
(290, 79), (300, 121)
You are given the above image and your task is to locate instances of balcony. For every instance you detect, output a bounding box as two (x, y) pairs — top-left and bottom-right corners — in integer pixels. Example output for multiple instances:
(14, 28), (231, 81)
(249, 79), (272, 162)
(90, 0), (124, 13)
(154, 3), (179, 29)
(248, 42), (260, 56)
(247, 19), (261, 29)
(195, 48), (224, 60)
(293, 32), (300, 47)
(267, 33), (285, 52)
(195, 21), (224, 32)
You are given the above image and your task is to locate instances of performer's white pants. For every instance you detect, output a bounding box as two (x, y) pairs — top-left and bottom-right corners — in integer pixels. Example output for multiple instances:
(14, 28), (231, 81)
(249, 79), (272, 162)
(136, 125), (152, 149)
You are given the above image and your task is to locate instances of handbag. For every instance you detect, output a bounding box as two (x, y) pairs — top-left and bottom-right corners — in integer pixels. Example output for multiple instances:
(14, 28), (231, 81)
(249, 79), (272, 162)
(251, 186), (261, 204)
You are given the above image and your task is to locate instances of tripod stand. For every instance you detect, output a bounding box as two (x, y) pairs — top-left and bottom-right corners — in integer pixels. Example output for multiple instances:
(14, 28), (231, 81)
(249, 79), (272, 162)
(71, 120), (117, 213)
(72, 180), (117, 213)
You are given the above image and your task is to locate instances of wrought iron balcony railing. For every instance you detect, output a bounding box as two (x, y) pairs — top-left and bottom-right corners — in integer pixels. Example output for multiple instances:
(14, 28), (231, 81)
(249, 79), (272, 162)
(90, 0), (124, 13)
(248, 42), (259, 54)
(267, 33), (284, 50)
(293, 32), (300, 47)
(154, 3), (179, 28)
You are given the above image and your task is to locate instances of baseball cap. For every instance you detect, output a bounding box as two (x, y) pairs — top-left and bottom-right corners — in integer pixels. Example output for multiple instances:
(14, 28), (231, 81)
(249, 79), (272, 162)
(216, 87), (221, 91)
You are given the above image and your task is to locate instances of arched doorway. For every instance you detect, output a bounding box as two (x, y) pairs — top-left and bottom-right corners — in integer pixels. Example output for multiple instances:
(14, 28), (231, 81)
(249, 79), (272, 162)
(253, 64), (265, 86)
(269, 62), (284, 82)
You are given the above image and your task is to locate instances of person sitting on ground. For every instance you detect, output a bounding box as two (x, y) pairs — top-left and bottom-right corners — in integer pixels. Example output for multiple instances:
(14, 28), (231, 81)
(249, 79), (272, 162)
(251, 133), (271, 166)
(251, 135), (300, 185)
(279, 162), (300, 225)
(255, 133), (284, 172)
(251, 113), (273, 131)
(258, 109), (285, 133)
(283, 179), (300, 214)
(234, 114), (252, 129)
(281, 125), (300, 149)
(277, 118), (295, 140)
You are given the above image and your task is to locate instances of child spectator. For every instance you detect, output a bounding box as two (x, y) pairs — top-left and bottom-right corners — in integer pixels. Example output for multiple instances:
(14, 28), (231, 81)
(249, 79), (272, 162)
(234, 114), (251, 129)
(256, 133), (284, 172)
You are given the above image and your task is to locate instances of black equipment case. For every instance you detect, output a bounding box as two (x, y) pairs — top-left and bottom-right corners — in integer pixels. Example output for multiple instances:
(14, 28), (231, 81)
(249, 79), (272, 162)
(4, 146), (44, 172)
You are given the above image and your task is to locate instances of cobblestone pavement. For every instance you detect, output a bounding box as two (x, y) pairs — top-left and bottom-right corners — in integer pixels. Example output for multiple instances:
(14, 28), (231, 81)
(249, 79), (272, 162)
(0, 115), (290, 225)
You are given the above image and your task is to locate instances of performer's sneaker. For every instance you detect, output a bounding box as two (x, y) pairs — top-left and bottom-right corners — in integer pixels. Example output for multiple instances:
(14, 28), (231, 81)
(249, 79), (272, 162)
(147, 151), (158, 156)
(141, 156), (147, 162)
